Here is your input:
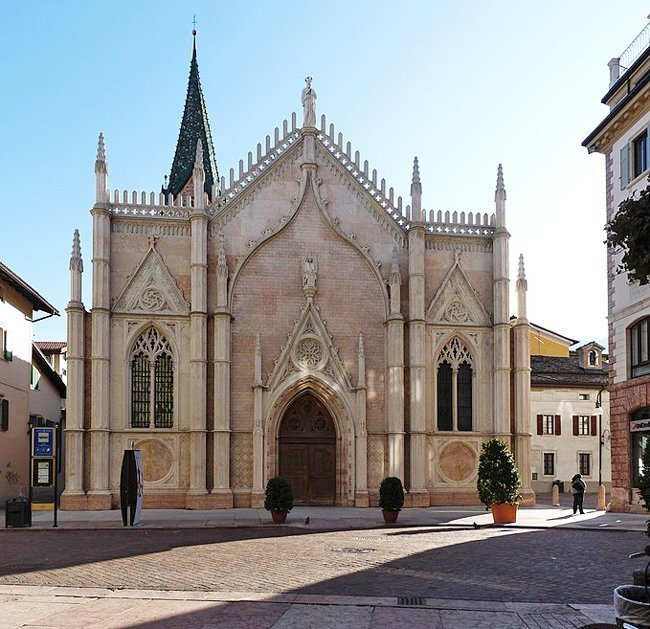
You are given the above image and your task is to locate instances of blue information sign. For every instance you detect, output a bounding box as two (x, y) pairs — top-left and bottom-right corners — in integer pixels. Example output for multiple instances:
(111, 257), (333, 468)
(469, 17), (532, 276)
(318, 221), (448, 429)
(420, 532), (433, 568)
(33, 427), (55, 457)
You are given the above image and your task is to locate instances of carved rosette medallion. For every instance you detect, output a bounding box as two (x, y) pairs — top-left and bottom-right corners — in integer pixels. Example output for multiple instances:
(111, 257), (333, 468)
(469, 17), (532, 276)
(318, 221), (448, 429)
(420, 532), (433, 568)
(292, 335), (326, 371)
(138, 286), (165, 312)
(444, 298), (469, 323)
(438, 441), (477, 483)
(134, 439), (174, 483)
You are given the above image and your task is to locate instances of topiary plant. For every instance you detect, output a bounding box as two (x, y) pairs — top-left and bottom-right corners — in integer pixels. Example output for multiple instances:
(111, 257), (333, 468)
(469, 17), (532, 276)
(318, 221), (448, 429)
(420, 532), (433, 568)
(264, 476), (294, 513)
(477, 438), (522, 507)
(379, 476), (405, 511)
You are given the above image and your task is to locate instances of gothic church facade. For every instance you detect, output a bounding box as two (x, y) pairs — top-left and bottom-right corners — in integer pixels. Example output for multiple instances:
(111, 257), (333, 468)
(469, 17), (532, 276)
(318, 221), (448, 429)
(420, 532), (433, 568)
(62, 38), (534, 510)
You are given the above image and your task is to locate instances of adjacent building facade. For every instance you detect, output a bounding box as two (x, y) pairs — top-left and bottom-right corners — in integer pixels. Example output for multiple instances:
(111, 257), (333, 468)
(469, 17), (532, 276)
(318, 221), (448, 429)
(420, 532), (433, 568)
(62, 36), (535, 511)
(0, 262), (60, 503)
(583, 20), (650, 510)
(35, 342), (68, 385)
(528, 325), (610, 495)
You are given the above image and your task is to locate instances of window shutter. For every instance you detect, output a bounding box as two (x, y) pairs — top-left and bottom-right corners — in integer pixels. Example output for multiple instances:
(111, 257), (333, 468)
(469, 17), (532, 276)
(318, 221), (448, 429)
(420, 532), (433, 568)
(555, 415), (562, 435)
(573, 415), (579, 436)
(621, 144), (629, 189)
(537, 414), (543, 435)
(0, 399), (8, 431)
(591, 415), (598, 436)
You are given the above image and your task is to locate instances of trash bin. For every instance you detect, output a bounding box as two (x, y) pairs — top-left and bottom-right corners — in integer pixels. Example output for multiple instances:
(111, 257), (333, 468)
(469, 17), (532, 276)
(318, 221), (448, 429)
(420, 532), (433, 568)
(614, 585), (650, 626)
(5, 497), (31, 528)
(552, 480), (564, 493)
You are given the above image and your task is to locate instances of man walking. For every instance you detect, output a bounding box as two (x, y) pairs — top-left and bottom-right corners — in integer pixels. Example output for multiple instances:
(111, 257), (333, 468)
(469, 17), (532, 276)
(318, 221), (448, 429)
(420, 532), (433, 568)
(571, 473), (586, 514)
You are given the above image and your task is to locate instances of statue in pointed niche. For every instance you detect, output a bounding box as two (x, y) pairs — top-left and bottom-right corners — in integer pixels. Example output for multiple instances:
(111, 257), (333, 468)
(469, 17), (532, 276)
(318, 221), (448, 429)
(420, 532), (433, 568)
(301, 77), (317, 127)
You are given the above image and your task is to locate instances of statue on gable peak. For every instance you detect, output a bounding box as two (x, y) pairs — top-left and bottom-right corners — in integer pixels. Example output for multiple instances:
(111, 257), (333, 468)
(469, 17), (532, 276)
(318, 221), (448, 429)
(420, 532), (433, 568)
(301, 77), (317, 128)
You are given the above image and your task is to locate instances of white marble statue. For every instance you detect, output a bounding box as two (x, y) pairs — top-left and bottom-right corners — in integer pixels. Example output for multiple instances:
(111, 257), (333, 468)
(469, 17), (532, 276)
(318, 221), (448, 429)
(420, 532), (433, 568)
(301, 77), (317, 127)
(302, 254), (318, 297)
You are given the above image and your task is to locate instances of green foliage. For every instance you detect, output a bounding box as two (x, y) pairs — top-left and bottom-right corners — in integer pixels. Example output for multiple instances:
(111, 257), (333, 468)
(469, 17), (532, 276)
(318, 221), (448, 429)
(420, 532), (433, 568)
(477, 438), (522, 507)
(606, 180), (650, 286)
(264, 477), (294, 512)
(379, 477), (405, 511)
(637, 439), (650, 511)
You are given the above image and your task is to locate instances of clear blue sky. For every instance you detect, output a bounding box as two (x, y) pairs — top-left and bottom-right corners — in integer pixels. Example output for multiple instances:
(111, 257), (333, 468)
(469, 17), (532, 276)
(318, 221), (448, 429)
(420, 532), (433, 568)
(1, 1), (647, 347)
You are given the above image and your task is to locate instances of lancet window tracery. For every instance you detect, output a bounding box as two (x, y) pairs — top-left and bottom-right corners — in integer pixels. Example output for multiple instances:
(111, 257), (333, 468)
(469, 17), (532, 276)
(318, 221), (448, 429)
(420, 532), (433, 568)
(130, 327), (174, 428)
(436, 338), (474, 432)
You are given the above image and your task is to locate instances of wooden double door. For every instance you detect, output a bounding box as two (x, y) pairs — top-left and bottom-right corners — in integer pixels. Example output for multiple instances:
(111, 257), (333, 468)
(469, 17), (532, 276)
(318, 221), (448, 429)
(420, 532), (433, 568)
(279, 394), (336, 506)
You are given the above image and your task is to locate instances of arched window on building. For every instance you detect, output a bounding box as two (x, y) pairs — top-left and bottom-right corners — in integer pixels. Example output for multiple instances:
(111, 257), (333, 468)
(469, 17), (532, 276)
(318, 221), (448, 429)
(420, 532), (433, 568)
(130, 327), (174, 428)
(436, 338), (474, 432)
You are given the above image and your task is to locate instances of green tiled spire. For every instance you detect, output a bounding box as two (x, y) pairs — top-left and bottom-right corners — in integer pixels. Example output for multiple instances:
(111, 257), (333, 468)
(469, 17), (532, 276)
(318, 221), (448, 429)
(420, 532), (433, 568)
(165, 32), (218, 200)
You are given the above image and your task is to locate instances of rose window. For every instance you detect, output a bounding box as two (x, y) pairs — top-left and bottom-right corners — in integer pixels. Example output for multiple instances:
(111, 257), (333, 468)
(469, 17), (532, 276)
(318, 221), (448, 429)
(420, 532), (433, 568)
(296, 338), (323, 369)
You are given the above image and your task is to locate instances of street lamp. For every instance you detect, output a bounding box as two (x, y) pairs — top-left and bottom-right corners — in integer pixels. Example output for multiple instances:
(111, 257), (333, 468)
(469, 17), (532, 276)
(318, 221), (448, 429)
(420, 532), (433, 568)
(595, 389), (610, 508)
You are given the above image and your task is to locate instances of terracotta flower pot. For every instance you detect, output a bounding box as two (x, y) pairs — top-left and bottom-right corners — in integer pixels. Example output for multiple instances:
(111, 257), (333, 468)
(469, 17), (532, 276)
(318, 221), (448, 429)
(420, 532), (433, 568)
(490, 503), (518, 524)
(382, 509), (399, 524)
(271, 510), (288, 523)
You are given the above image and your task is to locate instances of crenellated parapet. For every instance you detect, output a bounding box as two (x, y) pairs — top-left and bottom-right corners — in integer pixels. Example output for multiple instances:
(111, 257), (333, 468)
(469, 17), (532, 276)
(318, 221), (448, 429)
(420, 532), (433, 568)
(210, 113), (301, 215)
(102, 106), (499, 239)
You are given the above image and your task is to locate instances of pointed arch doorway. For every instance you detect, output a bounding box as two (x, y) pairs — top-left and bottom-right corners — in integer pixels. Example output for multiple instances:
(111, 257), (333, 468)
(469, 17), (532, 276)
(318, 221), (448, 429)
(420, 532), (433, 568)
(279, 393), (336, 506)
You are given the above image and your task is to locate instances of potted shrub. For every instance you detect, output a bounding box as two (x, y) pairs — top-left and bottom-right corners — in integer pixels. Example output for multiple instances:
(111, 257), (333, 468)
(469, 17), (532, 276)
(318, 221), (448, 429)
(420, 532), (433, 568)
(264, 476), (293, 523)
(477, 438), (522, 524)
(379, 476), (404, 523)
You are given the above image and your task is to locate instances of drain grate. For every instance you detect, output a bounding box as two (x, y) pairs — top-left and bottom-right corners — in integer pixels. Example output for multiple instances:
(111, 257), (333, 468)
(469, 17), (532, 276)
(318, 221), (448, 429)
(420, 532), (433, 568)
(2, 563), (46, 570)
(397, 596), (425, 607)
(330, 547), (376, 554)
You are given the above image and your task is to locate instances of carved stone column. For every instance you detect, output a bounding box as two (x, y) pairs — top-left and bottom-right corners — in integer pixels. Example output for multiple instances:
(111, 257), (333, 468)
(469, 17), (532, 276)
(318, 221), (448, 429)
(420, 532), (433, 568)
(251, 332), (265, 507)
(493, 165), (511, 437)
(61, 230), (85, 508)
(212, 234), (233, 507)
(386, 249), (405, 480)
(408, 224), (428, 504)
(355, 333), (369, 506)
(88, 199), (112, 509)
(514, 255), (534, 504)
(187, 141), (208, 507)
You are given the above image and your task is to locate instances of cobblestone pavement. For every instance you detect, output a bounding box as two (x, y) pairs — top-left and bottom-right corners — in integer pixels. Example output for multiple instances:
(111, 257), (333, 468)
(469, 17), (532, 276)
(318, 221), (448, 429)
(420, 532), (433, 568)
(0, 526), (644, 605)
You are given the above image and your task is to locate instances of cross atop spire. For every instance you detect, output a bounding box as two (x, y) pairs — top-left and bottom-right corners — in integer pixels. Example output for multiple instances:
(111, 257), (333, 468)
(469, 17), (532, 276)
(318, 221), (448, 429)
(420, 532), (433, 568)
(164, 31), (219, 201)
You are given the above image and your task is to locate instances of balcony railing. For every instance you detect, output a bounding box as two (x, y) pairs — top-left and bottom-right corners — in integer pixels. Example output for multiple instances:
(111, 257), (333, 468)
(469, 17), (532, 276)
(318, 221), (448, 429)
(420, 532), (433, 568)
(620, 20), (650, 71)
